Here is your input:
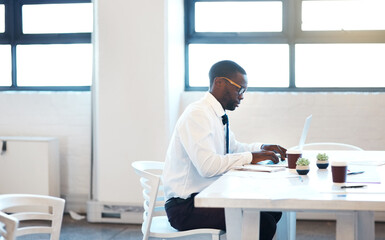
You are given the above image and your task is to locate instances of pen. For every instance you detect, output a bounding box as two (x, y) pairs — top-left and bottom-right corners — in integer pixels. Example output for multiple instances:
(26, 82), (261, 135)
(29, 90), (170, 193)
(298, 176), (303, 182)
(341, 185), (367, 189)
(347, 171), (365, 175)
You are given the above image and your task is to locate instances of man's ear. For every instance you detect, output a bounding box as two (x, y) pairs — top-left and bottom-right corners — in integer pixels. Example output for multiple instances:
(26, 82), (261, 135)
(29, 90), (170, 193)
(213, 77), (223, 87)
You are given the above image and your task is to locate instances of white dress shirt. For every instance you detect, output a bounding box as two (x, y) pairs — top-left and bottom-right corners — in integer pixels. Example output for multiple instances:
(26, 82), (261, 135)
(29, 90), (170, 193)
(162, 92), (262, 200)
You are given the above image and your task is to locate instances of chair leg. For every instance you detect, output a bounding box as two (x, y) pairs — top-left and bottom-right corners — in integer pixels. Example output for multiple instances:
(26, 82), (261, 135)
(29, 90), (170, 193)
(276, 211), (296, 240)
(212, 234), (220, 240)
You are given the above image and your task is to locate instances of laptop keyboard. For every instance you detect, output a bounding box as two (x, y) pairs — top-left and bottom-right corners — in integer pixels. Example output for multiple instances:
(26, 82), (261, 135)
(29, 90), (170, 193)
(259, 159), (288, 167)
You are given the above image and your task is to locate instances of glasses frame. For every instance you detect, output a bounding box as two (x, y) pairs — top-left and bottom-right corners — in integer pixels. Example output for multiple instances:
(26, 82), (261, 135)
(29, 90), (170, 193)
(220, 77), (246, 95)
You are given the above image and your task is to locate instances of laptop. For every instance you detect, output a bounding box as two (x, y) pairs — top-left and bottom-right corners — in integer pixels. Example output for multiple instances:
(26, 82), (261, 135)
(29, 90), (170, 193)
(260, 114), (312, 166)
(298, 114), (312, 151)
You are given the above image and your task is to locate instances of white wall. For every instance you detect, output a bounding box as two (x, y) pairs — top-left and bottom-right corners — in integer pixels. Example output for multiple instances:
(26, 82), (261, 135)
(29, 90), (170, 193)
(0, 92), (91, 211)
(92, 0), (184, 205)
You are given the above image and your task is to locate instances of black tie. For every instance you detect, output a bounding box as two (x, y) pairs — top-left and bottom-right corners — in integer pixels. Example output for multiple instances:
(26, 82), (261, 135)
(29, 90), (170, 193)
(222, 114), (229, 154)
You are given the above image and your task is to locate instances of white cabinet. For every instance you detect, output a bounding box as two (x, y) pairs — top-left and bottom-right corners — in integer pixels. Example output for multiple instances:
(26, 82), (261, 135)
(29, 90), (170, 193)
(0, 137), (60, 197)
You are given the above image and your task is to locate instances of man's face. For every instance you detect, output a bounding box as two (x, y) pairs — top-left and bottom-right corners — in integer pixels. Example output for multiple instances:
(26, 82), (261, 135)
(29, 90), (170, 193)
(222, 72), (248, 111)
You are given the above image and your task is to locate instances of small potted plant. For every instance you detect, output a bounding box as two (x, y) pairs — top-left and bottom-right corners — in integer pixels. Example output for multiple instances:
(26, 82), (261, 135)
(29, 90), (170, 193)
(316, 153), (329, 169)
(296, 157), (310, 175)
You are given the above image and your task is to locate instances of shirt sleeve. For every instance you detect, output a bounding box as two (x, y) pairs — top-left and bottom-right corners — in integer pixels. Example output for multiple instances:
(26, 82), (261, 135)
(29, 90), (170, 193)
(177, 109), (251, 178)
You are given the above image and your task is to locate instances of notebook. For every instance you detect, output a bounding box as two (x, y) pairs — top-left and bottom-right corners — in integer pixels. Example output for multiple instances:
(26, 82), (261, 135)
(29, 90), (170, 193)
(259, 114), (313, 166)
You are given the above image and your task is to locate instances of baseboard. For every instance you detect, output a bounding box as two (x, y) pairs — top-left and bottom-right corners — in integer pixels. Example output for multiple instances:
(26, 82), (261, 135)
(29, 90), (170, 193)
(297, 211), (385, 222)
(66, 196), (385, 224)
(297, 212), (336, 220)
(86, 200), (143, 224)
(62, 193), (89, 213)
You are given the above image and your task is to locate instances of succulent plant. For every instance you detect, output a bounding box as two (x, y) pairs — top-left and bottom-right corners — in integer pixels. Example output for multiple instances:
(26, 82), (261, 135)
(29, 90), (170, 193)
(316, 153), (329, 161)
(296, 157), (310, 166)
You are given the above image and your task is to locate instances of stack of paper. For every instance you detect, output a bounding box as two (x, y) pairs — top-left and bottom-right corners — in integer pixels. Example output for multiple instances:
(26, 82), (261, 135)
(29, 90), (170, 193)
(234, 164), (286, 173)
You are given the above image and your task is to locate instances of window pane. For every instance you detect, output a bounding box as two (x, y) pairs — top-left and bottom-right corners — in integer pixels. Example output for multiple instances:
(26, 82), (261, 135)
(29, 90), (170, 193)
(17, 44), (92, 86)
(0, 4), (4, 33)
(195, 2), (282, 32)
(0, 45), (11, 86)
(296, 44), (385, 88)
(189, 44), (289, 87)
(302, 0), (385, 31)
(22, 3), (93, 34)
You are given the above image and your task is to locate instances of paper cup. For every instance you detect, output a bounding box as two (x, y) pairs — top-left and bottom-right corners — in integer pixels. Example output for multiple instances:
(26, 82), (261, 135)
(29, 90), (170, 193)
(287, 150), (302, 169)
(331, 161), (347, 183)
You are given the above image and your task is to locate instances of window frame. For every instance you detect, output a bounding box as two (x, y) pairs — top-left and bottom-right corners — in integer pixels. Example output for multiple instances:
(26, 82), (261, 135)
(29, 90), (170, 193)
(0, 0), (92, 91)
(185, 0), (385, 92)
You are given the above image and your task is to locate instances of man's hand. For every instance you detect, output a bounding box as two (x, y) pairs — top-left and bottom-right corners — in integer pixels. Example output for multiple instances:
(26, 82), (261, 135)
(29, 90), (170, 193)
(251, 150), (280, 164)
(250, 144), (287, 164)
(261, 144), (287, 161)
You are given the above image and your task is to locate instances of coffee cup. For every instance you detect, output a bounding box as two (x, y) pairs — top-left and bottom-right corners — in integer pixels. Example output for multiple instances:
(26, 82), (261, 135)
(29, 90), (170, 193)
(286, 150), (302, 169)
(331, 161), (348, 183)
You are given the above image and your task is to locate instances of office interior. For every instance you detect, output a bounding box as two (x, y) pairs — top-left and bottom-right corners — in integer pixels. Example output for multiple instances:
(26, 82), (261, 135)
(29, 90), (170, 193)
(0, 0), (385, 238)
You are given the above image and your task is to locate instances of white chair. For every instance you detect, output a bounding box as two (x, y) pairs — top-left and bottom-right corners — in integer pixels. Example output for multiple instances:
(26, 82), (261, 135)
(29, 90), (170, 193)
(290, 142), (364, 151)
(0, 211), (18, 240)
(132, 161), (225, 240)
(0, 194), (65, 240)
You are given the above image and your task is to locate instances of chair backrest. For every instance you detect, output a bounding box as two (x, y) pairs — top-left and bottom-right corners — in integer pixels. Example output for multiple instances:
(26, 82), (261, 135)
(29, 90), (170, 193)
(0, 211), (18, 240)
(132, 161), (166, 240)
(289, 142), (363, 151)
(0, 194), (65, 240)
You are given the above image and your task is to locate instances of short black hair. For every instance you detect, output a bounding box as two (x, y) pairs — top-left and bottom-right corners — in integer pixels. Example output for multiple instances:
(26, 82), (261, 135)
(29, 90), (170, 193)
(209, 60), (246, 88)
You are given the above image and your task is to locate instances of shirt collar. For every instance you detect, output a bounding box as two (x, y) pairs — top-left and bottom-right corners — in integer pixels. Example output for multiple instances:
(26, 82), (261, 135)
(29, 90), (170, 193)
(204, 92), (226, 118)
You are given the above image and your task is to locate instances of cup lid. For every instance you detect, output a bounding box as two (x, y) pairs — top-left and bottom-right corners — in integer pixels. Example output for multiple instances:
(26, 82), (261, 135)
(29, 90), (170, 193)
(331, 160), (347, 166)
(286, 150), (302, 154)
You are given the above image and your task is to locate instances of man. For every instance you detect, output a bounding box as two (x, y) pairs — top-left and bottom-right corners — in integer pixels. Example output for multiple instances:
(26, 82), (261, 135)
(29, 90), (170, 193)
(162, 60), (286, 240)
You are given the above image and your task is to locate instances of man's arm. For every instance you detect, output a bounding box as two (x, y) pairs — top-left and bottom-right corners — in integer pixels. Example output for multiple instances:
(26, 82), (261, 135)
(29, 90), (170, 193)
(178, 110), (251, 177)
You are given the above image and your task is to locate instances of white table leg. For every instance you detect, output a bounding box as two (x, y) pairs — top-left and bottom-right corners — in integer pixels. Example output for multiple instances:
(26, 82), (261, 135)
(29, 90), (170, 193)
(276, 211), (296, 240)
(357, 211), (375, 240)
(336, 211), (375, 240)
(225, 208), (243, 240)
(225, 208), (261, 240)
(242, 209), (260, 240)
(336, 212), (357, 240)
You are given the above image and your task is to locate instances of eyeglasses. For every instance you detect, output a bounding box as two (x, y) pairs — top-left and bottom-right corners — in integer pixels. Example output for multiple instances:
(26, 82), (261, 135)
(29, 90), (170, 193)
(221, 77), (246, 95)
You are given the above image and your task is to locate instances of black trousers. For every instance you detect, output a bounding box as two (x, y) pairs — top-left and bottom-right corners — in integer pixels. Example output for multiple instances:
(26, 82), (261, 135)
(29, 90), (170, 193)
(165, 193), (282, 240)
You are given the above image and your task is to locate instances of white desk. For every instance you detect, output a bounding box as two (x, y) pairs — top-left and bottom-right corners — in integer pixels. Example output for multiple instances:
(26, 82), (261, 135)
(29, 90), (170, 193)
(195, 151), (385, 240)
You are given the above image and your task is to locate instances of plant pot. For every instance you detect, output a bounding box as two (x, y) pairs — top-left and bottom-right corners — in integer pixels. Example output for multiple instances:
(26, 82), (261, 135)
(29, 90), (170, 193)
(296, 165), (310, 175)
(316, 160), (329, 169)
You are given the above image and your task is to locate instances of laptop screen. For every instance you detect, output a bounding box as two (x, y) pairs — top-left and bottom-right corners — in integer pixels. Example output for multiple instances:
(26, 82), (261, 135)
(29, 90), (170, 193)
(298, 115), (312, 151)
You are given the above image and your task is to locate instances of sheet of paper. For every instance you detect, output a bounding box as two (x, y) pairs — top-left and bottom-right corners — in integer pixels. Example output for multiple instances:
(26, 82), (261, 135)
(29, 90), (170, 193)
(346, 166), (381, 184)
(349, 160), (385, 166)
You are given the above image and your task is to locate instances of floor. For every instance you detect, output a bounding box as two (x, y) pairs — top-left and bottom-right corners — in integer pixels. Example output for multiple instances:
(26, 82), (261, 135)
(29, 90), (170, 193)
(20, 214), (385, 240)
(61, 215), (385, 240)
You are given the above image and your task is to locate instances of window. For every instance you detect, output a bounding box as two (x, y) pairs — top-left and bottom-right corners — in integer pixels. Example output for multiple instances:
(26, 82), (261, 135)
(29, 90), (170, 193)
(185, 0), (385, 92)
(0, 0), (92, 91)
(0, 4), (4, 33)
